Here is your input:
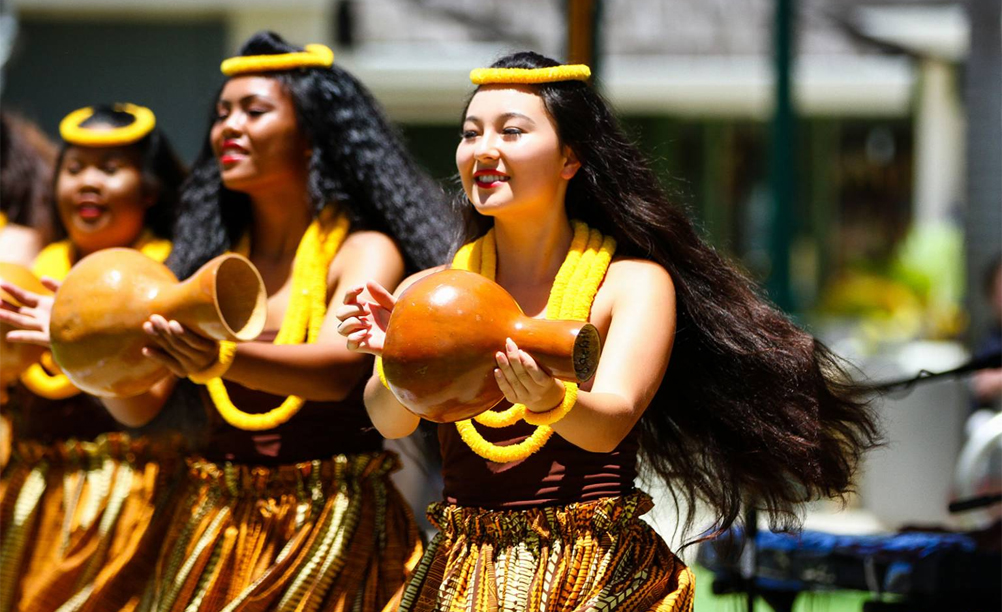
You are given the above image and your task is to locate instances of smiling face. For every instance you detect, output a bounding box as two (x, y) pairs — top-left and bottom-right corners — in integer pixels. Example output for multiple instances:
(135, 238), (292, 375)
(56, 143), (149, 255)
(456, 85), (579, 218)
(210, 75), (311, 194)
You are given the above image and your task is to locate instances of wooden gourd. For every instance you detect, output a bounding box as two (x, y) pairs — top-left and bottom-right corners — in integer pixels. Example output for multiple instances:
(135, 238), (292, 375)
(50, 249), (267, 397)
(381, 269), (601, 423)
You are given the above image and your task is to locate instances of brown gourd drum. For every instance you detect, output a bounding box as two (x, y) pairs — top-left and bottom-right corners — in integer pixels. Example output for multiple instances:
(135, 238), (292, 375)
(0, 262), (50, 391)
(381, 269), (601, 423)
(49, 249), (267, 397)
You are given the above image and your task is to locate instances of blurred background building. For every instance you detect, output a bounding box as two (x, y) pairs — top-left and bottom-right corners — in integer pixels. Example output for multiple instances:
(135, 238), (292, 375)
(2, 0), (999, 607)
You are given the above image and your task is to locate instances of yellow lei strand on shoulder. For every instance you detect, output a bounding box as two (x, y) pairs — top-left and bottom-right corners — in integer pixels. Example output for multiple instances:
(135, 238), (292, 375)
(20, 232), (172, 399)
(452, 220), (616, 463)
(201, 208), (350, 431)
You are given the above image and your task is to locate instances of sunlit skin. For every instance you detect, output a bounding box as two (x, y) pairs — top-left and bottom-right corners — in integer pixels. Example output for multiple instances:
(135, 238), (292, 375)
(335, 85), (677, 453)
(211, 76), (312, 196)
(97, 75), (404, 427)
(56, 145), (150, 257)
(0, 224), (43, 268)
(1, 139), (151, 347)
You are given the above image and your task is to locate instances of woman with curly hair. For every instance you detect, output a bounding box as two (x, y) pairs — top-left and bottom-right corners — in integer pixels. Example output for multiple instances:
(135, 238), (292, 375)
(337, 51), (881, 611)
(100, 32), (455, 611)
(0, 111), (58, 265)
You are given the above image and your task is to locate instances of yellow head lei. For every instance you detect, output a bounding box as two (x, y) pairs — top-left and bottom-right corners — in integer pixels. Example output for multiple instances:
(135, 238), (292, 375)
(470, 64), (591, 85)
(59, 103), (156, 147)
(220, 43), (334, 76)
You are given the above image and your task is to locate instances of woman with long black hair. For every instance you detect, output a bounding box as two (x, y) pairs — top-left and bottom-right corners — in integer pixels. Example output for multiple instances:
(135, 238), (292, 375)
(99, 32), (454, 611)
(337, 51), (880, 611)
(0, 103), (188, 612)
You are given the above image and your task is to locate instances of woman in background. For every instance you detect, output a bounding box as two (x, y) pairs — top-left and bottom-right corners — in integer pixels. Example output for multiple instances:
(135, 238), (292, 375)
(0, 111), (58, 265)
(0, 103), (188, 612)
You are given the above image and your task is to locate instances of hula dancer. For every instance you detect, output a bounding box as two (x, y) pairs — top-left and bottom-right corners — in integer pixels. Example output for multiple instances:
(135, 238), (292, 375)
(0, 112), (58, 267)
(336, 52), (881, 611)
(0, 103), (188, 612)
(102, 32), (454, 611)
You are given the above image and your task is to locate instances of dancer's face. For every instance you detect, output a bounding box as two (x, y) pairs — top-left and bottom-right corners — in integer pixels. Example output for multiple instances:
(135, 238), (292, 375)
(457, 85), (579, 217)
(211, 76), (310, 194)
(56, 143), (149, 255)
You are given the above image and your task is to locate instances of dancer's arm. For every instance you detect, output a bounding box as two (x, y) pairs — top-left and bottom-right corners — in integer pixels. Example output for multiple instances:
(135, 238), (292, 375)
(335, 267), (444, 439)
(495, 258), (676, 453)
(143, 231), (405, 402)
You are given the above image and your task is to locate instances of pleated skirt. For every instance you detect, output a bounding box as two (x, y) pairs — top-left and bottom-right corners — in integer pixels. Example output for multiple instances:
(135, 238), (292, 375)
(398, 491), (694, 612)
(140, 451), (423, 612)
(0, 433), (185, 612)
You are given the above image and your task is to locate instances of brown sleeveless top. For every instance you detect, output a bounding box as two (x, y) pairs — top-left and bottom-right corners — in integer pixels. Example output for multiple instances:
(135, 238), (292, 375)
(10, 384), (121, 444)
(200, 331), (383, 466)
(439, 401), (640, 509)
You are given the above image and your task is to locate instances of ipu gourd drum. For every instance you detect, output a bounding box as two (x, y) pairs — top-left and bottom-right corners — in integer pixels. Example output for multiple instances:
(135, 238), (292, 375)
(381, 269), (601, 423)
(50, 249), (267, 397)
(0, 263), (49, 390)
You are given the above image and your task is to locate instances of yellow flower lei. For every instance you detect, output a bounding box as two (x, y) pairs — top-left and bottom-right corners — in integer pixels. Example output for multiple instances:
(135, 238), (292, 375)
(0, 211), (7, 230)
(200, 208), (350, 431)
(470, 65), (592, 85)
(452, 220), (616, 463)
(20, 231), (172, 399)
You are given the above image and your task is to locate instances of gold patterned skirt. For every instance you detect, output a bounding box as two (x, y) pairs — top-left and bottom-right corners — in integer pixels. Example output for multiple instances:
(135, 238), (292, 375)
(0, 433), (185, 612)
(140, 451), (422, 612)
(399, 491), (694, 612)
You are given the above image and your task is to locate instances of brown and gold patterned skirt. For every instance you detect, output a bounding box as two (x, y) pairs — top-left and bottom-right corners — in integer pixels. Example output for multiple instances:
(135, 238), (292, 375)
(140, 451), (422, 612)
(399, 491), (694, 612)
(0, 433), (185, 612)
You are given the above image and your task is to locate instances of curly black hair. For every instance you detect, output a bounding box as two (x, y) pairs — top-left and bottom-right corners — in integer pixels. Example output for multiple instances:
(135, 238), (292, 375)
(459, 51), (882, 540)
(53, 105), (186, 240)
(167, 31), (455, 279)
(1, 112), (58, 242)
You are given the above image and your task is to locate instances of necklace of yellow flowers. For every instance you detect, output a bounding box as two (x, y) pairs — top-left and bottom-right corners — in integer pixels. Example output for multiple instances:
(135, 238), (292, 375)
(21, 231), (172, 399)
(191, 206), (350, 431)
(449, 219), (616, 463)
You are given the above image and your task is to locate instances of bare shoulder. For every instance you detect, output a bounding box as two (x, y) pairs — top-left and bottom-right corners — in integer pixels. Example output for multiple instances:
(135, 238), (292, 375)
(604, 256), (675, 301)
(339, 230), (401, 256)
(0, 225), (42, 267)
(329, 231), (405, 286)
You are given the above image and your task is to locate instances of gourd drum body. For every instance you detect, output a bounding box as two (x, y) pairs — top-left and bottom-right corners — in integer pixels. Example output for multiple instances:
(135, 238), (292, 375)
(50, 249), (267, 397)
(0, 263), (49, 389)
(381, 269), (601, 423)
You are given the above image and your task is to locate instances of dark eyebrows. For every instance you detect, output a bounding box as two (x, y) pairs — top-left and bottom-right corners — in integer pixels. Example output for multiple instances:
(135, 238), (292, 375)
(462, 112), (536, 126)
(216, 94), (275, 108)
(498, 111), (535, 125)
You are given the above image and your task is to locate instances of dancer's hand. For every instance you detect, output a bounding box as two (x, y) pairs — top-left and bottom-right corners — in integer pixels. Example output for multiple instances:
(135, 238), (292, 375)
(334, 282), (394, 356)
(494, 337), (565, 412)
(0, 277), (60, 347)
(141, 314), (219, 377)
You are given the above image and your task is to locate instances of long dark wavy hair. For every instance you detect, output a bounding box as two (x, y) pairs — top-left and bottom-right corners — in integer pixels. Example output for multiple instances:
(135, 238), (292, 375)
(52, 105), (186, 241)
(1, 112), (58, 243)
(461, 52), (882, 538)
(167, 31), (454, 279)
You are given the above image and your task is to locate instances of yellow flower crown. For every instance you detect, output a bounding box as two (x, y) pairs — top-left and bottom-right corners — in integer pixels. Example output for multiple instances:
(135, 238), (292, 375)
(221, 43), (335, 76)
(59, 103), (156, 147)
(470, 64), (591, 85)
